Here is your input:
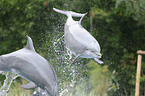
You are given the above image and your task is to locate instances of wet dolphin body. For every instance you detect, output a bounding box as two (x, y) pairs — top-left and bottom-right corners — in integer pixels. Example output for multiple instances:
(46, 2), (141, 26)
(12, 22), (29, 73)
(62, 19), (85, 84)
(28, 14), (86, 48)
(53, 8), (103, 64)
(0, 36), (58, 96)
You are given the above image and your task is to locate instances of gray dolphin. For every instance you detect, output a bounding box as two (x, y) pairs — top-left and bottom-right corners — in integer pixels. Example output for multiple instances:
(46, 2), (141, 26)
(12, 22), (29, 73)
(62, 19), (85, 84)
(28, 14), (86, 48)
(53, 8), (103, 64)
(0, 36), (58, 96)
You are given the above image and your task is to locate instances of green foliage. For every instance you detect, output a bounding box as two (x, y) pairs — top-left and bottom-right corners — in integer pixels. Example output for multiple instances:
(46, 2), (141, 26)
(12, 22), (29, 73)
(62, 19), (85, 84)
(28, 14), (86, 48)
(116, 0), (145, 25)
(87, 60), (112, 96)
(88, 0), (145, 95)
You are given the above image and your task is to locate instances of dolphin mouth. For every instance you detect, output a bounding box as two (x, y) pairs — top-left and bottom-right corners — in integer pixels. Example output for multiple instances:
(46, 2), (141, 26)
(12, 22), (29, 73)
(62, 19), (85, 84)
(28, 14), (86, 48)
(96, 53), (102, 58)
(97, 55), (102, 58)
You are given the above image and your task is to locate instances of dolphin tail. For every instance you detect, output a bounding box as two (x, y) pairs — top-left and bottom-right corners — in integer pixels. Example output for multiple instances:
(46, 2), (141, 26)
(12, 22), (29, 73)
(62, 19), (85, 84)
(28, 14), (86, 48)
(53, 8), (87, 17)
(94, 58), (103, 64)
(69, 11), (87, 17)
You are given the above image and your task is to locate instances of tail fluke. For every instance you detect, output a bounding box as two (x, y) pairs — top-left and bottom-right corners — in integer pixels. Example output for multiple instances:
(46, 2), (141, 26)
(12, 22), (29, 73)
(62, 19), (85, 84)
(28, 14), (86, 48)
(69, 11), (87, 17)
(53, 8), (68, 16)
(53, 8), (87, 17)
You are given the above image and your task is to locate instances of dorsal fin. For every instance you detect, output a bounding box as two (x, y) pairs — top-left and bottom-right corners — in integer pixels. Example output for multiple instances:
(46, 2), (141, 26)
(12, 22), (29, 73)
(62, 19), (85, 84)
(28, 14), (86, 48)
(25, 35), (35, 52)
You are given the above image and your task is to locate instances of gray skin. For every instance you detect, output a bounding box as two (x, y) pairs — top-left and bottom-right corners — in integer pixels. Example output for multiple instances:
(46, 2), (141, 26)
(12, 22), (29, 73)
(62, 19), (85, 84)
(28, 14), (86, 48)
(53, 8), (103, 64)
(0, 36), (58, 96)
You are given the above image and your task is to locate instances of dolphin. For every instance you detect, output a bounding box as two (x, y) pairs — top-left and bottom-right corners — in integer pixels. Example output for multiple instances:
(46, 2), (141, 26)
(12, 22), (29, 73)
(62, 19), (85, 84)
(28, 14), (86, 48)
(0, 36), (58, 96)
(53, 8), (103, 64)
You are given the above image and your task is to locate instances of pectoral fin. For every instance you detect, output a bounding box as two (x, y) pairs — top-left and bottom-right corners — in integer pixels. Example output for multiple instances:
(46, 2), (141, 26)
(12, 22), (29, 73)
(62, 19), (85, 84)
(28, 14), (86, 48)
(70, 54), (80, 66)
(94, 58), (103, 64)
(21, 81), (37, 89)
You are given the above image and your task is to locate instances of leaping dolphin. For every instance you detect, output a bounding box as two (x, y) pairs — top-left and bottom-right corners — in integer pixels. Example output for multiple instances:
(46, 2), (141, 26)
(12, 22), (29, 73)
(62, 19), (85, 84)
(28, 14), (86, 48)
(53, 8), (103, 64)
(0, 36), (58, 96)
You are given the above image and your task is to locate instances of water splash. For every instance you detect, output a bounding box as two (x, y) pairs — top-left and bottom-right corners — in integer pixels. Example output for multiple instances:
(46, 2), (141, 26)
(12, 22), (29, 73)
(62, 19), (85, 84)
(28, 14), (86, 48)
(0, 71), (18, 96)
(33, 88), (49, 96)
(53, 34), (79, 96)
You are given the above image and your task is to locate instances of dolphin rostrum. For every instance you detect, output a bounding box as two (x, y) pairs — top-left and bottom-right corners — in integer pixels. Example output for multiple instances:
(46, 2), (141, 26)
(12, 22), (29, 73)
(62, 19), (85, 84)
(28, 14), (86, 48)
(0, 36), (58, 96)
(53, 8), (103, 64)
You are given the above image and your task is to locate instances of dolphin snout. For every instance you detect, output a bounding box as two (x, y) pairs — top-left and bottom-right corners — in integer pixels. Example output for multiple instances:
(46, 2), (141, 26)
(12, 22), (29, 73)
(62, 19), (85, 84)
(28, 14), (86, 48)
(97, 53), (102, 58)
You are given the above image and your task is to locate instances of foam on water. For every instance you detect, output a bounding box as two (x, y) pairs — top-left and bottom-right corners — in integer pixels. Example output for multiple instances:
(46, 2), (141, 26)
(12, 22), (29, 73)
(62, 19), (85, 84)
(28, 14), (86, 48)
(53, 35), (78, 96)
